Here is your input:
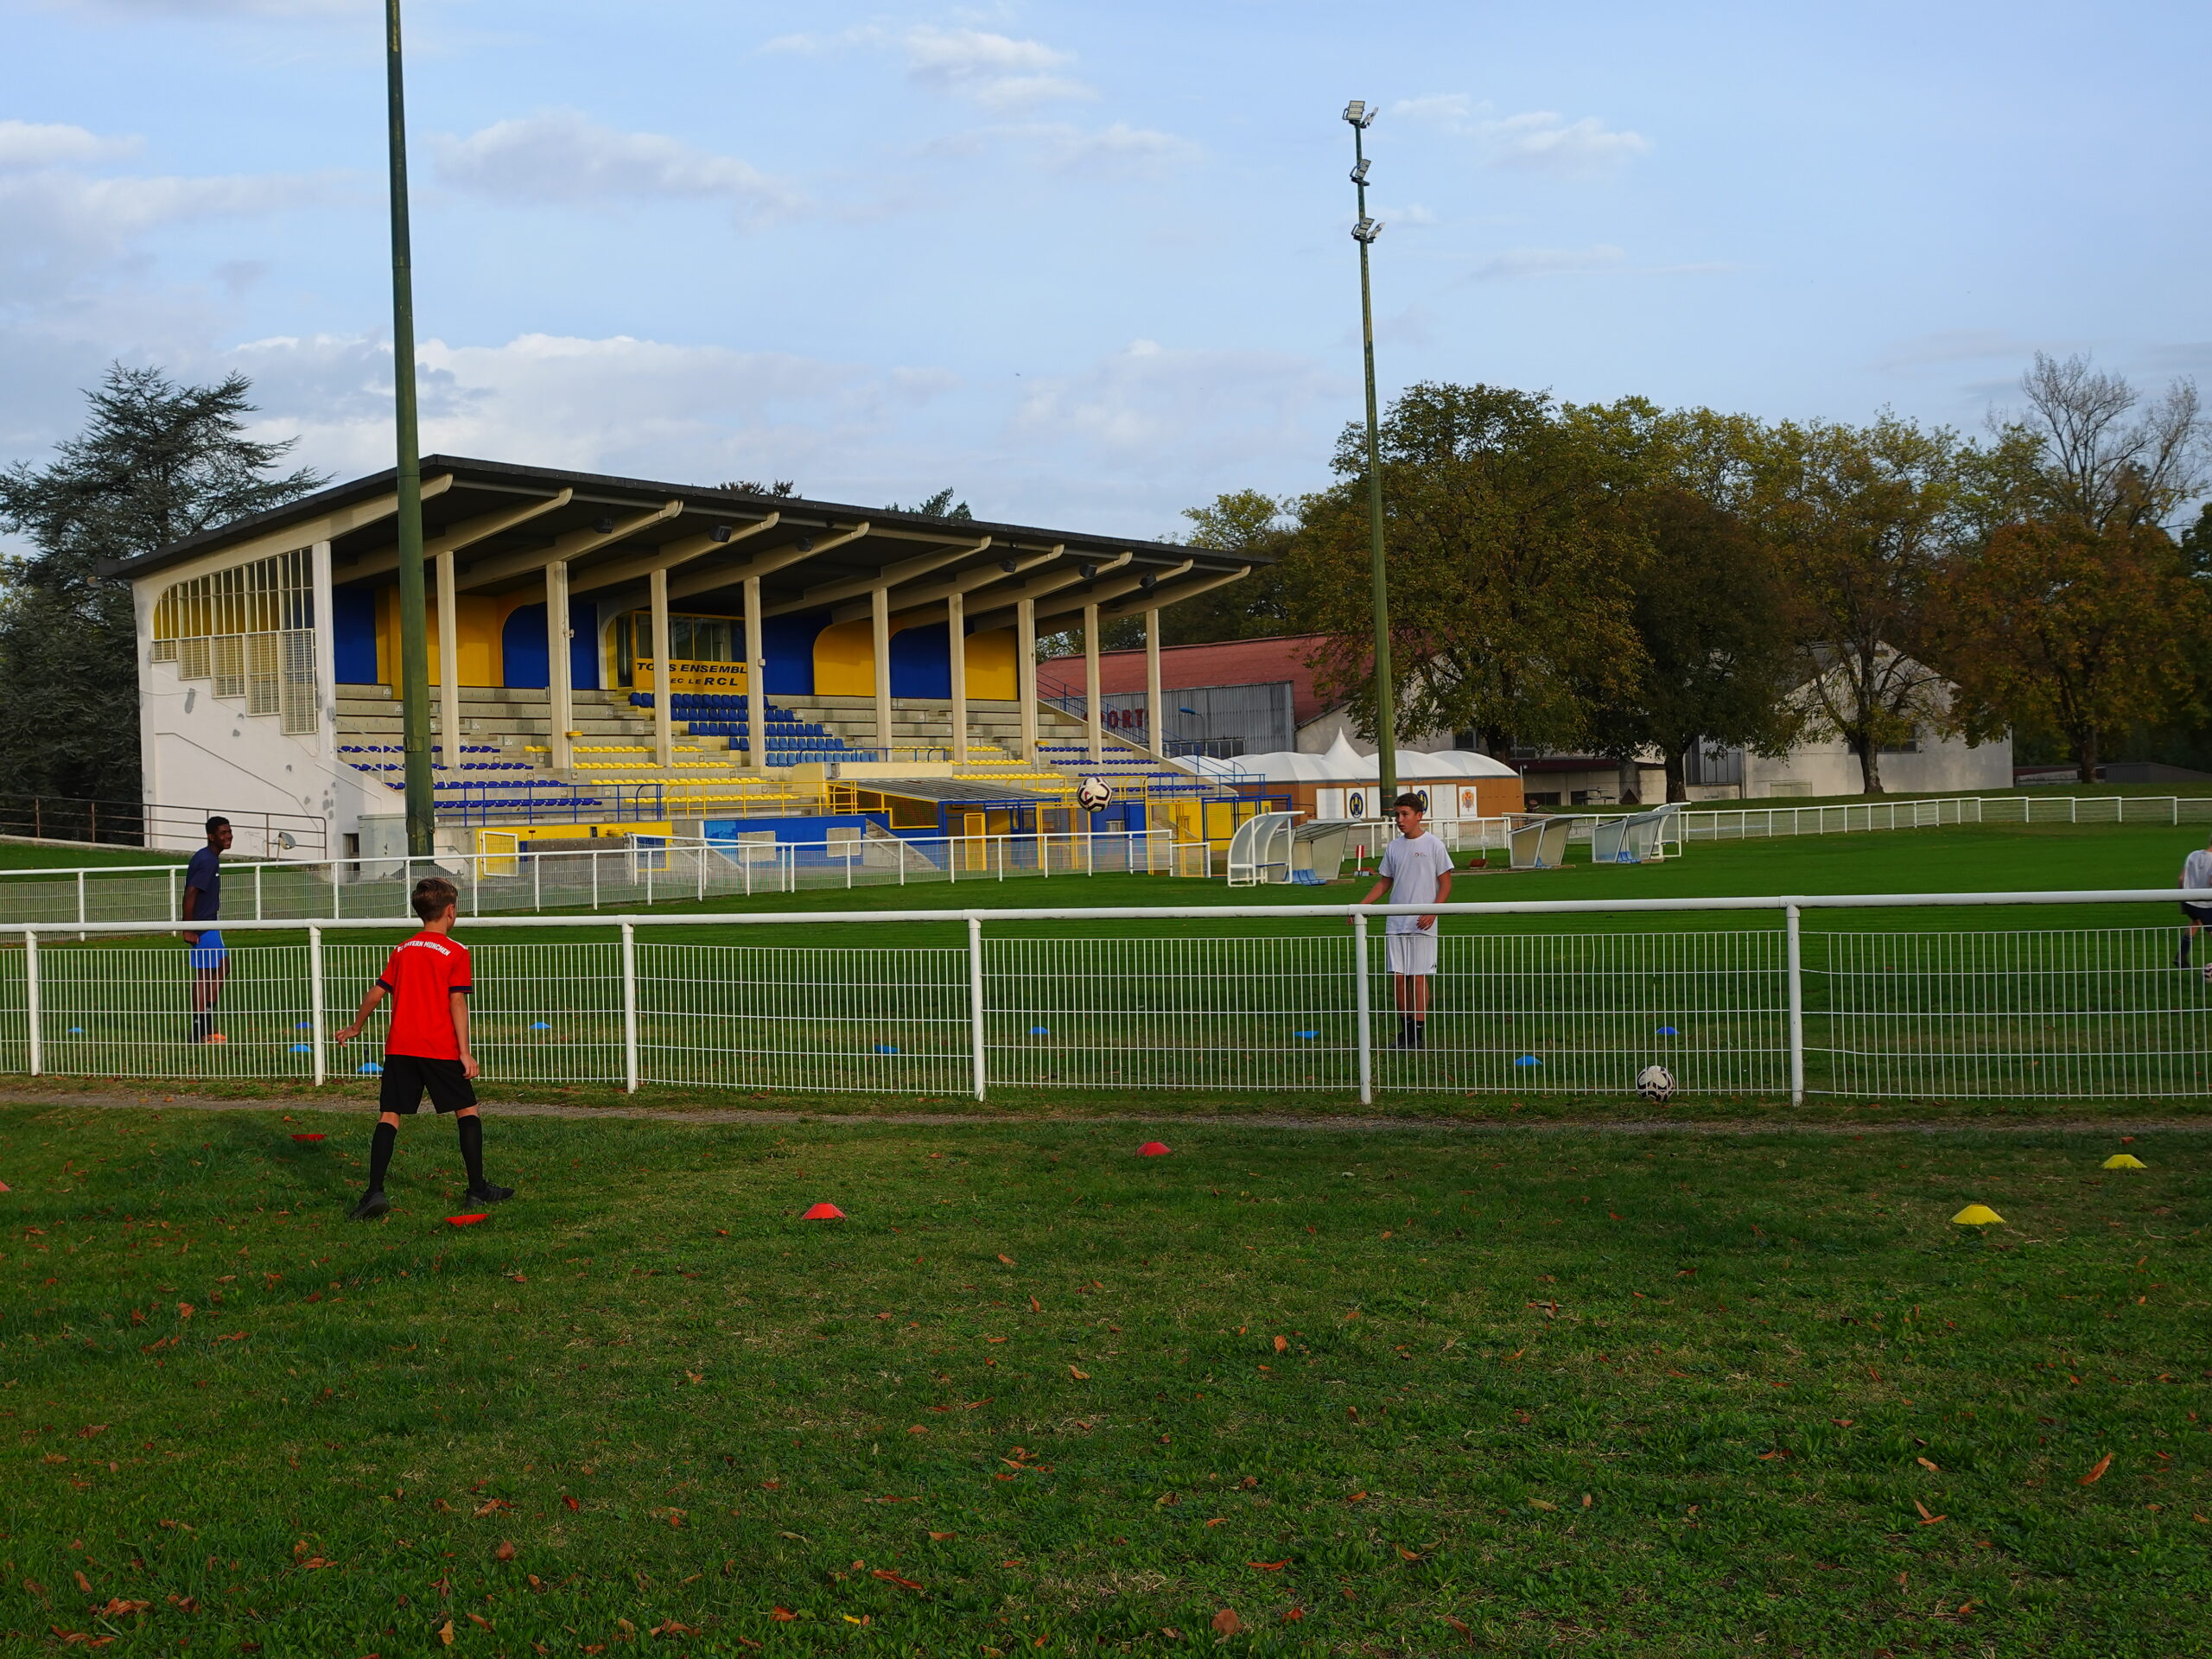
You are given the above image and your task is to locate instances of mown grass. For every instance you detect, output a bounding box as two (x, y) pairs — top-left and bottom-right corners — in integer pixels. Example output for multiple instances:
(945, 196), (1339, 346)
(2, 1106), (2207, 1656)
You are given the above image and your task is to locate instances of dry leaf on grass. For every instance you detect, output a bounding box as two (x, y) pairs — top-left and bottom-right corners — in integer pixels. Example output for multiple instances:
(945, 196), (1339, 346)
(2082, 1453), (2113, 1484)
(1915, 1500), (1947, 1526)
(1211, 1609), (1243, 1636)
(1916, 1457), (1941, 1473)
(1273, 1335), (1287, 1353)
(1068, 1365), (1090, 1380)
(494, 1541), (515, 1562)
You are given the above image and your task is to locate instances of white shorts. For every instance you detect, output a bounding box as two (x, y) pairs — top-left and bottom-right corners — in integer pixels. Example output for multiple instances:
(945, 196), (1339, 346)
(1385, 930), (1438, 977)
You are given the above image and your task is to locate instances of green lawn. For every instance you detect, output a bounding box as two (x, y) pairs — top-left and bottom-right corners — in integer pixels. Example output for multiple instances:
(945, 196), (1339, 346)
(2, 1108), (2205, 1656)
(0, 843), (189, 874)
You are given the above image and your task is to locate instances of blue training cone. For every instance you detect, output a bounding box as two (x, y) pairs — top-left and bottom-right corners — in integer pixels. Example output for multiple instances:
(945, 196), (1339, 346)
(289, 1043), (314, 1054)
(358, 1062), (383, 1076)
(527, 1021), (553, 1032)
(1515, 1055), (1542, 1067)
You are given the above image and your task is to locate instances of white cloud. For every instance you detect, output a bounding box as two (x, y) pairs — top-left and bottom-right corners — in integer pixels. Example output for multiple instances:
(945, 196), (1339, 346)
(1369, 202), (1436, 227)
(434, 111), (803, 225)
(0, 119), (140, 168)
(31, 0), (365, 15)
(1477, 244), (1627, 280)
(950, 121), (1198, 176)
(1869, 329), (2043, 372)
(766, 22), (1094, 111)
(1391, 96), (1651, 179)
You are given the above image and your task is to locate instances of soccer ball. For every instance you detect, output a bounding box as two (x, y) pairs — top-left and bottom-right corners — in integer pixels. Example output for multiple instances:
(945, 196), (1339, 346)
(1636, 1064), (1675, 1103)
(1077, 777), (1112, 811)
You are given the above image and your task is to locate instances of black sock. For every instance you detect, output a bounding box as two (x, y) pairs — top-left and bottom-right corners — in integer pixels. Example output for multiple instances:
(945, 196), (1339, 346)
(190, 1009), (210, 1041)
(367, 1122), (396, 1192)
(457, 1115), (487, 1190)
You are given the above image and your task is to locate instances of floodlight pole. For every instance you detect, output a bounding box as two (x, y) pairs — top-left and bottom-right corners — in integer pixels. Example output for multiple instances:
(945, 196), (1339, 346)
(385, 0), (435, 857)
(1345, 101), (1396, 810)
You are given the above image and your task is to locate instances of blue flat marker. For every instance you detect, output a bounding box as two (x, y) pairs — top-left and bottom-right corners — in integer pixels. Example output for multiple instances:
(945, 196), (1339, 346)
(66, 1027), (83, 1036)
(874, 1043), (899, 1054)
(1515, 1055), (1541, 1067)
(358, 1062), (383, 1076)
(1030, 1026), (1051, 1036)
(1294, 1030), (1319, 1040)
(296, 1021), (314, 1030)
(527, 1021), (553, 1031)
(289, 1043), (314, 1054)
(1656, 1026), (1680, 1037)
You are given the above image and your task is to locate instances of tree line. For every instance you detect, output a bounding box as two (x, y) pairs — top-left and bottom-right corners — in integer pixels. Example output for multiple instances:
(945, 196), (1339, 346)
(1157, 354), (2209, 797)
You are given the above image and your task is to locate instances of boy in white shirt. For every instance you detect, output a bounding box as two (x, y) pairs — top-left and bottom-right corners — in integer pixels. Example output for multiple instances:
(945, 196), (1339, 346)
(1357, 792), (1456, 1048)
(2177, 835), (2212, 978)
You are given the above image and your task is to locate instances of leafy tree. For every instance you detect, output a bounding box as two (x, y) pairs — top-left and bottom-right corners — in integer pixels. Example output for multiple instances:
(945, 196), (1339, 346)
(2181, 502), (2212, 580)
(1294, 382), (1645, 753)
(0, 365), (325, 805)
(1751, 414), (1998, 793)
(1936, 518), (2206, 779)
(1586, 488), (1801, 801)
(2012, 353), (2205, 532)
(720, 478), (798, 497)
(1095, 489), (1298, 651)
(884, 486), (973, 520)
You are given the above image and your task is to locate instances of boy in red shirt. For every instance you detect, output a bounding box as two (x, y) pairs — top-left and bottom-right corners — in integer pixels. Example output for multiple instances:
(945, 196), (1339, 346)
(333, 875), (512, 1220)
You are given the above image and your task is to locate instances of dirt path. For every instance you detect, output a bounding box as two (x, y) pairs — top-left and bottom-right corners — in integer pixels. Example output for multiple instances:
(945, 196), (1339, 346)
(0, 1087), (2198, 1138)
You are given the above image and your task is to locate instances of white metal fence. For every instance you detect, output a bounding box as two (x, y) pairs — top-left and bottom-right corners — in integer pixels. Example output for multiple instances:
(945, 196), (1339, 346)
(0, 830), (1205, 931)
(4, 887), (2209, 1103)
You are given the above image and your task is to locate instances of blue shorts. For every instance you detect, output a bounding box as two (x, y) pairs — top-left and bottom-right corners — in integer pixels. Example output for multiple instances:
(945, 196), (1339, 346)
(188, 931), (226, 970)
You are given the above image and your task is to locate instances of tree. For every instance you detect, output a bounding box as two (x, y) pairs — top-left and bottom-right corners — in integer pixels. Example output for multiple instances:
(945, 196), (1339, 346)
(2012, 352), (2206, 533)
(884, 486), (973, 520)
(721, 478), (797, 497)
(1586, 488), (1801, 801)
(0, 365), (326, 807)
(1752, 414), (1994, 793)
(1294, 382), (1646, 753)
(1937, 518), (2206, 779)
(1093, 489), (1298, 651)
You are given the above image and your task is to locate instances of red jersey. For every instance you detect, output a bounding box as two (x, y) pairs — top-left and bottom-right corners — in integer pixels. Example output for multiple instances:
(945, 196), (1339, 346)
(376, 929), (473, 1059)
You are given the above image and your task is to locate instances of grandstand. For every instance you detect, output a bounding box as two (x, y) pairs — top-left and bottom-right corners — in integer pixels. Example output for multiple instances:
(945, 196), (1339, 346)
(103, 457), (1268, 864)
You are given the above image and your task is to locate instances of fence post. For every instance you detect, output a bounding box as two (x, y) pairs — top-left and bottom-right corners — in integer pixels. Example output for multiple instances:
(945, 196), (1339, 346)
(966, 914), (988, 1102)
(1785, 902), (1805, 1106)
(169, 865), (181, 922)
(591, 849), (600, 911)
(76, 871), (86, 938)
(22, 927), (44, 1076)
(620, 921), (639, 1094)
(308, 925), (327, 1087)
(1353, 912), (1372, 1106)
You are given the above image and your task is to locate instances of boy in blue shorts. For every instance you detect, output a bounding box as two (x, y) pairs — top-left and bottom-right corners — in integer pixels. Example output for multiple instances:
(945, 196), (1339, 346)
(333, 875), (512, 1220)
(182, 817), (231, 1044)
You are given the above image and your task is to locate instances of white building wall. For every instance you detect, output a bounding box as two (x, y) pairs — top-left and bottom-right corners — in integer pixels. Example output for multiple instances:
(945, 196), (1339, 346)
(132, 541), (382, 856)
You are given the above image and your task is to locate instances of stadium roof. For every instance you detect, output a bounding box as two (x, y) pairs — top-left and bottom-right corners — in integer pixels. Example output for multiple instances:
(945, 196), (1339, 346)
(102, 455), (1259, 629)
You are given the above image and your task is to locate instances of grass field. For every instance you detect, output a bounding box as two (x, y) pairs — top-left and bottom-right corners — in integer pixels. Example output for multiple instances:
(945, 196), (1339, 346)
(2, 1107), (2205, 1656)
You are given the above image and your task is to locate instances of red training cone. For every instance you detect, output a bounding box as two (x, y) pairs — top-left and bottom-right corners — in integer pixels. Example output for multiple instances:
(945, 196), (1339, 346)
(0, 1179), (10, 1192)
(802, 1202), (846, 1220)
(447, 1213), (489, 1226)
(1137, 1141), (1172, 1157)
(291, 1133), (325, 1143)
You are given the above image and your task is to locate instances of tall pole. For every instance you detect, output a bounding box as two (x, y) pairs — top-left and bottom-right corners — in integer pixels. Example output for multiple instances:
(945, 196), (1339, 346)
(1346, 101), (1396, 810)
(386, 0), (435, 856)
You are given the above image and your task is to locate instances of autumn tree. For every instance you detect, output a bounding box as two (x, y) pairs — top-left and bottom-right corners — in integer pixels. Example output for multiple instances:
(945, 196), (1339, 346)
(1586, 488), (1801, 801)
(1294, 382), (1644, 753)
(1751, 414), (2008, 793)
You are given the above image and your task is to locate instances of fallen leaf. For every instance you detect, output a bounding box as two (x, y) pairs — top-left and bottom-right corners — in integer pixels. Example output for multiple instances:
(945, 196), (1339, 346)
(1273, 1336), (1287, 1353)
(929, 1532), (956, 1541)
(2082, 1453), (2113, 1485)
(473, 1498), (512, 1517)
(1529, 1497), (1557, 1510)
(1068, 1365), (1090, 1380)
(1028, 1295), (1041, 1313)
(871, 1569), (925, 1591)
(1758, 1451), (1787, 1462)
(436, 1620), (454, 1648)
(74, 1573), (92, 1593)
(1917, 1457), (1941, 1473)
(1396, 1545), (1422, 1560)
(1211, 1609), (1243, 1636)
(92, 1599), (149, 1617)
(494, 1541), (516, 1562)
(770, 1608), (798, 1622)
(1346, 1491), (1366, 1503)
(997, 1254), (1015, 1266)
(1247, 1560), (1288, 1571)
(1915, 1500), (1947, 1526)
(563, 1495), (581, 1511)
(467, 1613), (493, 1630)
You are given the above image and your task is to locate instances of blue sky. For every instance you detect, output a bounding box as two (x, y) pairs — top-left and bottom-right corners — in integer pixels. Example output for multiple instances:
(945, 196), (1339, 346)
(2, 0), (2206, 542)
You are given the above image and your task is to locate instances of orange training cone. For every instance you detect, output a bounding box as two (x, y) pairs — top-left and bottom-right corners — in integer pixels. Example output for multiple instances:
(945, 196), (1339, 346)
(291, 1133), (325, 1143)
(1137, 1141), (1172, 1157)
(802, 1202), (846, 1220)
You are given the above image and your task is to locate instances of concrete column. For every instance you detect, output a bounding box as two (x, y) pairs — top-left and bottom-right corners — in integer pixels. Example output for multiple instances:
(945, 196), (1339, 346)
(947, 590), (968, 766)
(1084, 601), (1103, 764)
(648, 566), (674, 770)
(435, 550), (461, 774)
(871, 584), (893, 760)
(1015, 597), (1038, 762)
(742, 575), (766, 772)
(546, 558), (574, 772)
(1144, 606), (1165, 760)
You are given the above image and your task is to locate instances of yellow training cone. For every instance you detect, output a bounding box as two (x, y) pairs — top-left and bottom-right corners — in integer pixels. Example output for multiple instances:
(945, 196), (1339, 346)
(1951, 1204), (2005, 1227)
(2102, 1154), (2148, 1170)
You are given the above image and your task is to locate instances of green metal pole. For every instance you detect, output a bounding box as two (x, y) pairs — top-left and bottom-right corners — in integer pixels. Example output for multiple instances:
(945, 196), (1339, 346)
(1348, 108), (1397, 809)
(386, 0), (435, 856)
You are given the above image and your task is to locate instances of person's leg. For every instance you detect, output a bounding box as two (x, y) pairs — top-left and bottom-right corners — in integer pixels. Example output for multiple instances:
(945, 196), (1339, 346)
(352, 1065), (417, 1218)
(436, 1069), (512, 1202)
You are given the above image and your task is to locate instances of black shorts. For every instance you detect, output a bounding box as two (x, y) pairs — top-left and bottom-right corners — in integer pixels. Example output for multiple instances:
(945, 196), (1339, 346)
(2183, 904), (2212, 925)
(378, 1054), (477, 1116)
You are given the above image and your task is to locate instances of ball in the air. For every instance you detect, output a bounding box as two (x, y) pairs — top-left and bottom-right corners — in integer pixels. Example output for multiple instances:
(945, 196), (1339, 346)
(1077, 777), (1112, 811)
(1636, 1064), (1675, 1103)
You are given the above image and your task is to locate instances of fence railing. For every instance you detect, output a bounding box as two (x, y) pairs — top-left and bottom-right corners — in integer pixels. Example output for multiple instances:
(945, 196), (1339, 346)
(0, 830), (1208, 930)
(3, 887), (2207, 1103)
(0, 794), (327, 858)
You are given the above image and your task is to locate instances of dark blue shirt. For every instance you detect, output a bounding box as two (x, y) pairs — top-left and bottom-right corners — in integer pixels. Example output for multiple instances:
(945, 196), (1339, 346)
(184, 845), (221, 923)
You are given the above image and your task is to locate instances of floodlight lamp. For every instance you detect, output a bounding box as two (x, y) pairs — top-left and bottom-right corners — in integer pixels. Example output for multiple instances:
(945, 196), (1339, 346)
(998, 558), (1019, 573)
(1343, 99), (1368, 125)
(796, 536), (813, 552)
(1352, 217), (1383, 244)
(1351, 159), (1370, 184)
(594, 515), (615, 535)
(709, 524), (732, 543)
(1080, 562), (1100, 580)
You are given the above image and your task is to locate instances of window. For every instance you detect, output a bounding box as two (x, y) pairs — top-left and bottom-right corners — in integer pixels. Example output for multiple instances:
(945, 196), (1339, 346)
(152, 548), (317, 734)
(1879, 728), (1923, 754)
(613, 610), (741, 685)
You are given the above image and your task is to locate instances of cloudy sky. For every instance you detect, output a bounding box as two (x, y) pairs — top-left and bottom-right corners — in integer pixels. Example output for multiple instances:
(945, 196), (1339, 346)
(2, 0), (2207, 540)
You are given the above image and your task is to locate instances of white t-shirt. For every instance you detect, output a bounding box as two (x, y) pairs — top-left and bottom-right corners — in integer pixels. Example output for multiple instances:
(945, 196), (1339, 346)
(1378, 830), (1455, 933)
(2183, 849), (2212, 893)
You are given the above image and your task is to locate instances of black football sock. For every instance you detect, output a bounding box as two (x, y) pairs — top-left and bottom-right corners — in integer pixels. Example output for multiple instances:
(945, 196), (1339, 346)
(2182, 933), (2194, 967)
(367, 1122), (396, 1192)
(457, 1114), (487, 1190)
(189, 1008), (211, 1042)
